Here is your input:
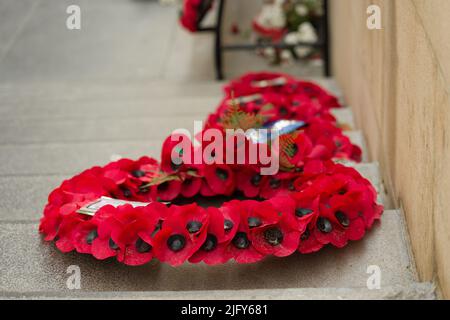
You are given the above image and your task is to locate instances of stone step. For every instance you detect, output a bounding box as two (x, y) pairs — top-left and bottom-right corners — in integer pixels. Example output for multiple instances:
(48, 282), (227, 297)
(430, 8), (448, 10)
(0, 210), (420, 295)
(331, 108), (355, 129)
(0, 109), (356, 145)
(0, 131), (367, 176)
(0, 97), (219, 120)
(0, 78), (342, 103)
(0, 163), (388, 222)
(0, 96), (350, 121)
(1, 283), (435, 300)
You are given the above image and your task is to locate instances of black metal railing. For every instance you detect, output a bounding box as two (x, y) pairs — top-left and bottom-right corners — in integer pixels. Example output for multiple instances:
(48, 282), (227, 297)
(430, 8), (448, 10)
(196, 0), (330, 80)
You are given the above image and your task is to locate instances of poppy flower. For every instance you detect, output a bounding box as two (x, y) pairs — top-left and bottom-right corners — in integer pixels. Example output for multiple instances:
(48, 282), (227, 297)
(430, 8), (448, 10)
(179, 0), (213, 33)
(224, 200), (278, 263)
(190, 201), (242, 265)
(236, 166), (266, 198)
(259, 172), (296, 199)
(202, 164), (235, 196)
(295, 165), (383, 250)
(91, 204), (161, 265)
(180, 175), (203, 198)
(160, 134), (193, 173)
(188, 206), (240, 265)
(153, 204), (208, 266)
(55, 213), (86, 253)
(295, 81), (341, 109)
(283, 132), (314, 168)
(250, 196), (301, 257)
(153, 178), (183, 202)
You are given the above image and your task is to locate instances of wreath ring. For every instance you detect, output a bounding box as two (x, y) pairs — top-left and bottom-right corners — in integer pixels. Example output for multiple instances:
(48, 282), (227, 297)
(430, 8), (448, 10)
(39, 72), (383, 267)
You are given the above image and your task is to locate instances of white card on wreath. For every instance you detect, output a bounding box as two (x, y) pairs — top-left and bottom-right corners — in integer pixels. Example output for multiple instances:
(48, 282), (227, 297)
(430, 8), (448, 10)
(77, 196), (152, 216)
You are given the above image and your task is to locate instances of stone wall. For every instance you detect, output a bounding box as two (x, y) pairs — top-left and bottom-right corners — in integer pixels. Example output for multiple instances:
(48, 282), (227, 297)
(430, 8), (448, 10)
(329, 0), (450, 298)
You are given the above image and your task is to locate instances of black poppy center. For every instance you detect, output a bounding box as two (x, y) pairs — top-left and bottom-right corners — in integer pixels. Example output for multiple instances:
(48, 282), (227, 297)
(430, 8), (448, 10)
(232, 232), (250, 249)
(269, 178), (281, 189)
(120, 186), (132, 198)
(171, 161), (182, 171)
(186, 220), (203, 234)
(264, 228), (283, 246)
(135, 237), (152, 253)
(300, 229), (310, 240)
(224, 219), (234, 232)
(138, 182), (150, 194)
(167, 234), (186, 252)
(109, 238), (119, 250)
(158, 182), (169, 191)
(335, 211), (350, 227)
(279, 106), (288, 116)
(202, 234), (218, 252)
(85, 229), (98, 245)
(250, 174), (262, 187)
(317, 217), (333, 233)
(248, 216), (262, 228)
(295, 208), (313, 218)
(215, 168), (229, 181)
(131, 170), (146, 178)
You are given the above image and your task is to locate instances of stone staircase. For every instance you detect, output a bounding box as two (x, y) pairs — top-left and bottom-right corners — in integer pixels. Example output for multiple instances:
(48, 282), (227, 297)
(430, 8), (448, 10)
(0, 79), (436, 299)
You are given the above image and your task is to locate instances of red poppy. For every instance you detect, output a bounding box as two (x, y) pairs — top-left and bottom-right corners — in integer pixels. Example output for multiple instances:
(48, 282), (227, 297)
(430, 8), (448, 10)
(55, 213), (86, 253)
(180, 175), (203, 198)
(153, 204), (208, 266)
(259, 172), (296, 199)
(92, 204), (161, 265)
(250, 196), (301, 257)
(236, 166), (265, 198)
(180, 0), (213, 33)
(160, 134), (193, 173)
(153, 178), (183, 202)
(225, 200), (278, 263)
(295, 81), (341, 109)
(202, 164), (235, 196)
(188, 206), (237, 265)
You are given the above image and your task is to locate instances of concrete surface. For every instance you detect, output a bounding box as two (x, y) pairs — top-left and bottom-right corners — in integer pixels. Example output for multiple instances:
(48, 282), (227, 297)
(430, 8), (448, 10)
(0, 211), (418, 293)
(0, 0), (431, 299)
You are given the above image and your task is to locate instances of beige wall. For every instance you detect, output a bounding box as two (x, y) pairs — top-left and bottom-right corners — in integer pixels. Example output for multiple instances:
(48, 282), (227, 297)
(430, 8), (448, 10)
(330, 0), (450, 298)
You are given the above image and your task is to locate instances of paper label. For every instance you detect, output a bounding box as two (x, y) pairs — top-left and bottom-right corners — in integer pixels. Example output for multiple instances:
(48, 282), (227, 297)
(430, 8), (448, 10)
(76, 196), (152, 216)
(251, 77), (288, 88)
(227, 94), (263, 105)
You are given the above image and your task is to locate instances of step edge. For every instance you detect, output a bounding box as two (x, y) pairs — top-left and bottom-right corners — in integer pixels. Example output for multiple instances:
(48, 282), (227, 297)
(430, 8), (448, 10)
(0, 282), (435, 300)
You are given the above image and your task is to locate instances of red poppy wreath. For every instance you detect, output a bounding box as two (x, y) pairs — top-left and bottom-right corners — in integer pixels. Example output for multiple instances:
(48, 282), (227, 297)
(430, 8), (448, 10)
(39, 72), (383, 267)
(179, 0), (214, 32)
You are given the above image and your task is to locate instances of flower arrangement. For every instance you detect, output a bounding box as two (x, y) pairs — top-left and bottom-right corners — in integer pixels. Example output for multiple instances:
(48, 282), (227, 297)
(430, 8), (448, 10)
(39, 72), (383, 267)
(252, 0), (324, 64)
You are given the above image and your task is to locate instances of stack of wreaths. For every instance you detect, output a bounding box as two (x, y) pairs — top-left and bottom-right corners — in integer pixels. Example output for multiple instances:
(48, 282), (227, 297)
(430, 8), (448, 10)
(39, 72), (382, 266)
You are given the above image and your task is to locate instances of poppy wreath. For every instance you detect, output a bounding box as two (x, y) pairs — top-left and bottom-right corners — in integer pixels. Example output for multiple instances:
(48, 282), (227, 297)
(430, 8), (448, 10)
(180, 0), (214, 32)
(39, 72), (383, 266)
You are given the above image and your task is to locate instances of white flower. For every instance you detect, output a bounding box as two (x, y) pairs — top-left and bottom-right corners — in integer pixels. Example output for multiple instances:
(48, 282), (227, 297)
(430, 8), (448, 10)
(255, 3), (286, 29)
(284, 32), (299, 45)
(280, 49), (293, 62)
(294, 22), (318, 58)
(297, 22), (318, 43)
(263, 47), (276, 59)
(295, 4), (309, 16)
